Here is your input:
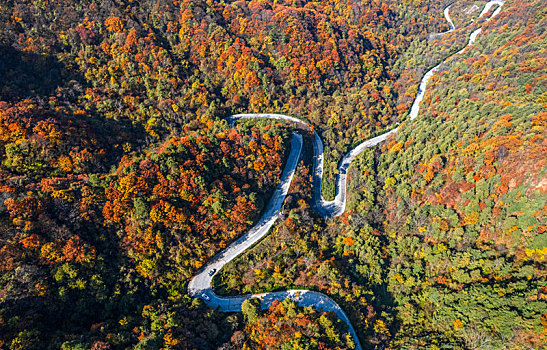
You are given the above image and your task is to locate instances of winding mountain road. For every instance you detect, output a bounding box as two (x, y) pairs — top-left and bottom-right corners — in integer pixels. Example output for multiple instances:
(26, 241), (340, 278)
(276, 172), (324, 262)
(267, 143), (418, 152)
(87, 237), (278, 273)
(444, 4), (456, 32)
(188, 2), (505, 348)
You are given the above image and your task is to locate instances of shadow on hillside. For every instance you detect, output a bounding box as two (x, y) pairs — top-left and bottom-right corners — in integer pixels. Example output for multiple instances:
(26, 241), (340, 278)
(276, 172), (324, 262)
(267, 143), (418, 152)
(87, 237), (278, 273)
(0, 45), (79, 101)
(0, 45), (148, 167)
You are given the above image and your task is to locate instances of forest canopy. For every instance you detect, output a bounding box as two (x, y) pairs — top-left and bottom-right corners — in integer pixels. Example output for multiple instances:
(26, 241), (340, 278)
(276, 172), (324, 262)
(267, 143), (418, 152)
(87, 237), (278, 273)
(0, 0), (546, 349)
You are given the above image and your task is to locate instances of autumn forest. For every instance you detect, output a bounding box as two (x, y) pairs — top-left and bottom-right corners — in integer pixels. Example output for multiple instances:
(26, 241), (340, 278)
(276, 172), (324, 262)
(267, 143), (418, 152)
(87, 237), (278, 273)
(0, 0), (546, 349)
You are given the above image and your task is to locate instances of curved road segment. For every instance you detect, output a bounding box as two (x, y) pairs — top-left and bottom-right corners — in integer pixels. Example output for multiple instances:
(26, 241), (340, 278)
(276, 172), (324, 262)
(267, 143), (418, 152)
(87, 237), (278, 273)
(409, 1), (504, 120)
(188, 2), (505, 349)
(444, 5), (456, 32)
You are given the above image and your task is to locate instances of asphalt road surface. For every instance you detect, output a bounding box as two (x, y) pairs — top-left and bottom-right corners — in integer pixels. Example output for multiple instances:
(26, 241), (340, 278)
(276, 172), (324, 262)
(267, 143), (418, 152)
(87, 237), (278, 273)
(189, 2), (505, 349)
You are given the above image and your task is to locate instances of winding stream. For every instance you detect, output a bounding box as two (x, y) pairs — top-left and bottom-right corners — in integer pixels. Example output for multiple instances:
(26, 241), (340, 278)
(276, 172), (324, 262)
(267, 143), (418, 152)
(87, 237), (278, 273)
(188, 2), (505, 348)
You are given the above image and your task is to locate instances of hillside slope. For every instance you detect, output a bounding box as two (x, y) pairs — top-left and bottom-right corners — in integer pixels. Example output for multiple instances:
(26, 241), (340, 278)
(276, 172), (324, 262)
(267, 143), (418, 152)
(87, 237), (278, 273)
(0, 0), (545, 349)
(376, 0), (547, 347)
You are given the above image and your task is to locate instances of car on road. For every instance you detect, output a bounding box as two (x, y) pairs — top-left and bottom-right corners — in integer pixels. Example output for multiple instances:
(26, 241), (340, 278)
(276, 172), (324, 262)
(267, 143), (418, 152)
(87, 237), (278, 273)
(208, 268), (216, 276)
(201, 294), (210, 301)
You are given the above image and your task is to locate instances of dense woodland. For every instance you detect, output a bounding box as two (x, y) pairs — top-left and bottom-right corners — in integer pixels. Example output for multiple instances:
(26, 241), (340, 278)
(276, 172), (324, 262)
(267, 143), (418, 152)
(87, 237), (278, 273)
(0, 0), (546, 349)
